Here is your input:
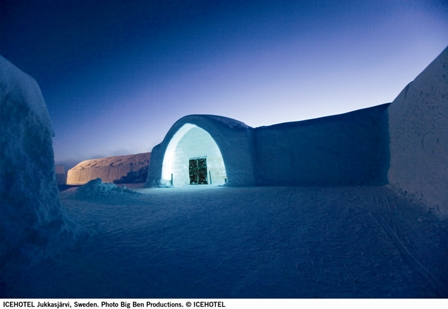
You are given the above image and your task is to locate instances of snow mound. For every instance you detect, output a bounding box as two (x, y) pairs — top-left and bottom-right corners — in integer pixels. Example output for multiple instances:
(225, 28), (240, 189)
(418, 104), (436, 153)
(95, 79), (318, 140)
(0, 56), (84, 277)
(71, 178), (140, 198)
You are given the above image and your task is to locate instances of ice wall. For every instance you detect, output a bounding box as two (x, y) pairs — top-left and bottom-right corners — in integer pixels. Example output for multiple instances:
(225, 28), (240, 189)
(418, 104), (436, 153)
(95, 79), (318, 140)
(254, 104), (390, 186)
(388, 47), (448, 217)
(146, 115), (256, 187)
(0, 56), (80, 274)
(170, 126), (227, 186)
(67, 152), (150, 185)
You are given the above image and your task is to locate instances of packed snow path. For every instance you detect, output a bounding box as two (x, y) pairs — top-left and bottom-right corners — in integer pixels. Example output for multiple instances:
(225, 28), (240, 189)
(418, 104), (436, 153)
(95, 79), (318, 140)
(4, 186), (448, 298)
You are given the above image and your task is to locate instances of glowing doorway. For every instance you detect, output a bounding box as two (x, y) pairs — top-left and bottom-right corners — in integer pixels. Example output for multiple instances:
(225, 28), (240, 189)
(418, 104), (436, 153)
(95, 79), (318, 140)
(162, 124), (227, 186)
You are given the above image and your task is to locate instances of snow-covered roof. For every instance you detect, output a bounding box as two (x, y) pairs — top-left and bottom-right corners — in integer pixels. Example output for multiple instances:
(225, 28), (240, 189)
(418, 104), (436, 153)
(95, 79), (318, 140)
(173, 114), (252, 131)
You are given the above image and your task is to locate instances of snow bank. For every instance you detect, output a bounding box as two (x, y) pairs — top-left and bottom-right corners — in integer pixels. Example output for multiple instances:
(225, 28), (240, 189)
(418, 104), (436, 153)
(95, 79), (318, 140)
(388, 47), (448, 217)
(0, 56), (82, 275)
(67, 152), (150, 185)
(255, 104), (390, 186)
(70, 178), (140, 198)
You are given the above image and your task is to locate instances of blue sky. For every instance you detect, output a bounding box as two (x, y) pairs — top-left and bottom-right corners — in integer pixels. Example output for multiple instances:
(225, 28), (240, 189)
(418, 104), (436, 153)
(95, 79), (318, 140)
(1, 0), (447, 167)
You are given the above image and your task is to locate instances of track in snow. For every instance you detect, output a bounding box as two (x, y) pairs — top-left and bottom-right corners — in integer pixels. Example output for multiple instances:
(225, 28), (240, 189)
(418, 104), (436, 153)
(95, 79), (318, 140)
(2, 186), (448, 298)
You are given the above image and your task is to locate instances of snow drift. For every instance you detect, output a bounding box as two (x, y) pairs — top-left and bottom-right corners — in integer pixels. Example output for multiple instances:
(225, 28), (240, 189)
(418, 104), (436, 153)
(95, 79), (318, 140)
(67, 152), (150, 185)
(70, 178), (140, 198)
(0, 56), (82, 275)
(388, 47), (448, 217)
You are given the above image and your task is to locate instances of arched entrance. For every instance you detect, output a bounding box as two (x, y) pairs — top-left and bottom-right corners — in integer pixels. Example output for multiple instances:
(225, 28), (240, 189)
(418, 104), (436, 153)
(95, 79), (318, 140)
(161, 123), (227, 186)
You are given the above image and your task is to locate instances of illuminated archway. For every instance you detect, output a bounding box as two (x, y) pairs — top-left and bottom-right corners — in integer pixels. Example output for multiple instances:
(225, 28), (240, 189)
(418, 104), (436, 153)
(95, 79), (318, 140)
(146, 114), (256, 187)
(161, 123), (227, 186)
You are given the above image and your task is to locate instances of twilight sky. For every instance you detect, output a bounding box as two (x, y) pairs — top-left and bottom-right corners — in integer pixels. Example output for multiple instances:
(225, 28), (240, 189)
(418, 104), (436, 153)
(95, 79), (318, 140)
(1, 0), (447, 167)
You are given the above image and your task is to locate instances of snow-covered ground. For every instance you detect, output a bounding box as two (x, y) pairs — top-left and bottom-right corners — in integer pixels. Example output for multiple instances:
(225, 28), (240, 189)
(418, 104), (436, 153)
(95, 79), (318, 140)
(2, 184), (447, 298)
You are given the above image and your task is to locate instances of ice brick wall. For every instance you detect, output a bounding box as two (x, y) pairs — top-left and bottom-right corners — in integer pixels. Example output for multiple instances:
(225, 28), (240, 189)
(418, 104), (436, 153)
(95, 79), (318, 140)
(67, 152), (150, 185)
(171, 127), (226, 186)
(254, 104), (390, 186)
(388, 47), (448, 217)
